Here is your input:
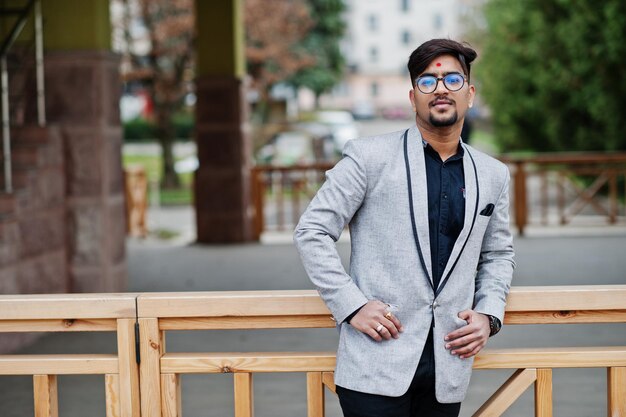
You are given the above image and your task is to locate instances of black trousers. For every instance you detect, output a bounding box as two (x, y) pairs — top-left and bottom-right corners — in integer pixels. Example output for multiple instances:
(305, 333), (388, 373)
(336, 327), (461, 417)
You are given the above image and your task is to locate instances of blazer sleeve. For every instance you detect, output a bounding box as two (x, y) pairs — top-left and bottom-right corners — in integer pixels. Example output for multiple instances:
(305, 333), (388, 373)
(293, 140), (369, 323)
(473, 168), (516, 324)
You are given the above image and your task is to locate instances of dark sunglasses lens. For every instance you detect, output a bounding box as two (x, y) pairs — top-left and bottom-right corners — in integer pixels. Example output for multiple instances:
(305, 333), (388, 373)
(417, 76), (437, 93)
(444, 74), (464, 91)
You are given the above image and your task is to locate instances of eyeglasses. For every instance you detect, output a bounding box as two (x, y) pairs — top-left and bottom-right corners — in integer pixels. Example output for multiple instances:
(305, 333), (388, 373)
(415, 73), (467, 94)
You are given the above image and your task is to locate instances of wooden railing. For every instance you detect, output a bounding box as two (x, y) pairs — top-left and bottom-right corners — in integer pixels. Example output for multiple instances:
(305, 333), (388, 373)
(251, 164), (333, 237)
(0, 293), (141, 417)
(0, 286), (625, 416)
(251, 153), (626, 236)
(501, 153), (626, 235)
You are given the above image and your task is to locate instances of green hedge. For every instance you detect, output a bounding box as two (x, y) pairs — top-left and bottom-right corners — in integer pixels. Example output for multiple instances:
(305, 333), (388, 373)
(124, 113), (195, 142)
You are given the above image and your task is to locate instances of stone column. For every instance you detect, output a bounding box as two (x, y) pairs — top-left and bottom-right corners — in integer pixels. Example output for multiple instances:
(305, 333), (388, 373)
(194, 0), (256, 243)
(41, 1), (126, 292)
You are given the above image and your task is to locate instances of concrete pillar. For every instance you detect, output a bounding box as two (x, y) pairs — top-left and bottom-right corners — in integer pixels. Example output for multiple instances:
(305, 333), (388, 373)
(39, 0), (127, 292)
(194, 0), (255, 243)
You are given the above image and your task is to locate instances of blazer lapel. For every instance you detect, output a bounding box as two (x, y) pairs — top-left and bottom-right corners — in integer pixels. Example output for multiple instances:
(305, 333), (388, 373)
(437, 141), (479, 292)
(406, 126), (434, 286)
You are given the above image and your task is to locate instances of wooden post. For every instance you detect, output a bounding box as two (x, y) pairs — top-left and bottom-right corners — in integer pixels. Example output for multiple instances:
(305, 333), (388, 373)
(540, 170), (548, 226)
(514, 162), (528, 235)
(608, 170), (617, 224)
(234, 373), (254, 417)
(558, 172), (566, 225)
(535, 368), (553, 417)
(117, 319), (141, 417)
(292, 179), (302, 227)
(105, 374), (121, 417)
(607, 367), (626, 417)
(307, 372), (325, 417)
(139, 318), (163, 417)
(33, 375), (59, 417)
(251, 168), (265, 240)
(277, 171), (285, 231)
(161, 374), (182, 417)
(124, 166), (148, 237)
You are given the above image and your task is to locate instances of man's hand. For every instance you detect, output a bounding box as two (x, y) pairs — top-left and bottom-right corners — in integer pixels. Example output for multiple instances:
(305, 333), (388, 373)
(349, 300), (404, 342)
(444, 310), (490, 359)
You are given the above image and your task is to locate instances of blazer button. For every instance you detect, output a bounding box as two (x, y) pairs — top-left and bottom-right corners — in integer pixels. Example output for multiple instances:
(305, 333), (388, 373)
(432, 300), (439, 310)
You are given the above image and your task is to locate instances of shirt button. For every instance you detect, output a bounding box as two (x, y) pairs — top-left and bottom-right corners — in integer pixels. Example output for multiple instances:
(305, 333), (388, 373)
(443, 194), (448, 199)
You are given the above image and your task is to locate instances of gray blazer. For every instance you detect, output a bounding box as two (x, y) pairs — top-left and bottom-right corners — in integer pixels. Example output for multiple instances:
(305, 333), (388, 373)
(294, 126), (515, 403)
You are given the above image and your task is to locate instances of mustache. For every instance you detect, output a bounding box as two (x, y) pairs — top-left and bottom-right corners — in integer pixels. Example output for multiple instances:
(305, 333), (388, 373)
(429, 97), (455, 107)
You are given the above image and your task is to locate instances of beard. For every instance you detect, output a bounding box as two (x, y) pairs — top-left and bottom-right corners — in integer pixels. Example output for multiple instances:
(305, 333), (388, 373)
(429, 111), (458, 127)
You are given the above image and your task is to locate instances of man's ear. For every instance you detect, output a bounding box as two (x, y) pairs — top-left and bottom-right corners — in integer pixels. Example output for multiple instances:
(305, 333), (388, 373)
(409, 89), (417, 112)
(468, 84), (476, 107)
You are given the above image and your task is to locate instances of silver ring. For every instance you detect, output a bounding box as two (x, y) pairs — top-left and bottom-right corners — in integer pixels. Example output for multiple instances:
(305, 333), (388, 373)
(375, 323), (384, 333)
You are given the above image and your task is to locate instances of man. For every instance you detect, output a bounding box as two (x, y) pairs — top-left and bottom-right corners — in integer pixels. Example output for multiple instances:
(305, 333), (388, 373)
(294, 39), (515, 416)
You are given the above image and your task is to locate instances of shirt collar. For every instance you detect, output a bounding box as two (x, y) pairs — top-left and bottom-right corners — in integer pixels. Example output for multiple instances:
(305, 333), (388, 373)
(422, 139), (465, 161)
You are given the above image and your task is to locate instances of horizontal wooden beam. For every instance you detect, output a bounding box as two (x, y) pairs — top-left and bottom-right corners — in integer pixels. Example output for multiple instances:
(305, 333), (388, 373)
(504, 310), (626, 324)
(135, 287), (626, 320)
(0, 354), (118, 375)
(159, 315), (336, 330)
(138, 290), (329, 318)
(504, 286), (626, 312)
(0, 294), (138, 320)
(474, 347), (626, 369)
(161, 352), (336, 374)
(0, 319), (117, 332)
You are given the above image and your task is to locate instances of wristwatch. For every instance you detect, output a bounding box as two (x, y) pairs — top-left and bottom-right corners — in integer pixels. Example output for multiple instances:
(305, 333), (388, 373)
(486, 314), (502, 337)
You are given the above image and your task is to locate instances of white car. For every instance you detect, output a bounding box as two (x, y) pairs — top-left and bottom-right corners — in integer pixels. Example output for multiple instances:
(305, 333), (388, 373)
(314, 110), (360, 152)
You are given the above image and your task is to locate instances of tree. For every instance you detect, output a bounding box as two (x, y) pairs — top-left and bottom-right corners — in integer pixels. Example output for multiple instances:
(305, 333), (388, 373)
(118, 0), (194, 189)
(479, 0), (626, 152)
(245, 0), (315, 111)
(289, 0), (346, 108)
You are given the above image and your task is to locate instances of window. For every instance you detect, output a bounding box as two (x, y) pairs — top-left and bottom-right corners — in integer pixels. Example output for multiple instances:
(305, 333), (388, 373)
(401, 0), (410, 12)
(370, 47), (378, 62)
(401, 30), (411, 45)
(433, 13), (443, 31)
(368, 14), (378, 31)
(371, 82), (379, 97)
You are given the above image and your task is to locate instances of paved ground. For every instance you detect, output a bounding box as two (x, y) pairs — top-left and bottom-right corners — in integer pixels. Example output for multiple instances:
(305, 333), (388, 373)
(1, 205), (625, 416)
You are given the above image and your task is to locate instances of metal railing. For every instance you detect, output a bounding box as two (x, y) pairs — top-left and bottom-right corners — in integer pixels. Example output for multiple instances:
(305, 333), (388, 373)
(0, 0), (46, 193)
(0, 286), (624, 416)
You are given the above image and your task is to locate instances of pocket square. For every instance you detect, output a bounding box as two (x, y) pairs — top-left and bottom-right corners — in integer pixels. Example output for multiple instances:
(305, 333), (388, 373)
(480, 203), (495, 216)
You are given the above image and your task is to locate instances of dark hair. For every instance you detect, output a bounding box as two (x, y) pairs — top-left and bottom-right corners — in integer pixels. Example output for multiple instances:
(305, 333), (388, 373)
(407, 39), (477, 86)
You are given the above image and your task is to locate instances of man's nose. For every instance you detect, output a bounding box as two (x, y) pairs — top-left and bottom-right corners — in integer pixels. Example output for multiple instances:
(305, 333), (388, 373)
(434, 79), (448, 95)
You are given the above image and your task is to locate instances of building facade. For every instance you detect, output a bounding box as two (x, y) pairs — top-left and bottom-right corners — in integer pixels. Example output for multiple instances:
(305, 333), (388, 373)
(312, 0), (478, 114)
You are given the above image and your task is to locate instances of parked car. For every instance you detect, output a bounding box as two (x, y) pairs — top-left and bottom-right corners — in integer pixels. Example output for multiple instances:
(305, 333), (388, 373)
(256, 131), (317, 166)
(351, 101), (376, 120)
(314, 110), (360, 153)
(382, 105), (411, 120)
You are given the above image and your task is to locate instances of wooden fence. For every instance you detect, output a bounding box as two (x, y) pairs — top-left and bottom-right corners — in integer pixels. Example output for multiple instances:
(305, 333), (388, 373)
(251, 153), (626, 236)
(0, 293), (141, 417)
(501, 153), (626, 235)
(0, 286), (625, 416)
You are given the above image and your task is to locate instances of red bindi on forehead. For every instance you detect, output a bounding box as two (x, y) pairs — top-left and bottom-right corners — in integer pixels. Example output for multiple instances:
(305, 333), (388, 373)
(436, 62), (441, 67)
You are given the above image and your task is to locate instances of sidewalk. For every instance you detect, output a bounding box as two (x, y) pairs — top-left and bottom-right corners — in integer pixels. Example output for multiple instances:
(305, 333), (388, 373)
(0, 206), (625, 416)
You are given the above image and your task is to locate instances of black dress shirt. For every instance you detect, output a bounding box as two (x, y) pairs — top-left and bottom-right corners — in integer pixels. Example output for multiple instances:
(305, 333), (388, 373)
(423, 141), (465, 290)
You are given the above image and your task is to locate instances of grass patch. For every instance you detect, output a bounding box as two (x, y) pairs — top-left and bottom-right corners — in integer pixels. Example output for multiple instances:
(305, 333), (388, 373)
(122, 153), (193, 205)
